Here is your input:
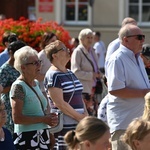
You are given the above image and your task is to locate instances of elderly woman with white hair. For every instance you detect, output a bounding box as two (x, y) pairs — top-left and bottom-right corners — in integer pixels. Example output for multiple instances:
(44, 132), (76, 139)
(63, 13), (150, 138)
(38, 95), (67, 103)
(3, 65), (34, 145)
(71, 28), (100, 115)
(9, 46), (58, 149)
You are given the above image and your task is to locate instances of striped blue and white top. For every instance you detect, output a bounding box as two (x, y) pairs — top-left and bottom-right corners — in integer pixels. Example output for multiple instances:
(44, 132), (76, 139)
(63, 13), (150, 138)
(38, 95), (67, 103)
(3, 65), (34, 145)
(44, 69), (84, 125)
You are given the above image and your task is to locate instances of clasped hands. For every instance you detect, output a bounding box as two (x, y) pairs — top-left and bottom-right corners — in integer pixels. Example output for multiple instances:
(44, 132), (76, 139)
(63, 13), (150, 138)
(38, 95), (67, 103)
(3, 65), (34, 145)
(44, 113), (59, 127)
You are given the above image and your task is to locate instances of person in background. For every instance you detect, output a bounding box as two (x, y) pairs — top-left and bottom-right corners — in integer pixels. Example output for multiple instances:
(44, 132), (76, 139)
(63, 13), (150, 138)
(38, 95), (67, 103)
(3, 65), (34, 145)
(64, 116), (111, 150)
(122, 118), (150, 150)
(97, 76), (108, 124)
(0, 40), (26, 134)
(37, 31), (57, 99)
(71, 37), (79, 51)
(0, 14), (6, 20)
(44, 40), (87, 150)
(0, 32), (18, 67)
(0, 99), (15, 150)
(93, 31), (106, 74)
(105, 24), (150, 150)
(97, 94), (108, 124)
(93, 31), (107, 105)
(71, 28), (100, 95)
(140, 43), (150, 80)
(10, 46), (58, 149)
(142, 92), (150, 121)
(71, 28), (100, 115)
(105, 17), (137, 65)
(82, 93), (95, 116)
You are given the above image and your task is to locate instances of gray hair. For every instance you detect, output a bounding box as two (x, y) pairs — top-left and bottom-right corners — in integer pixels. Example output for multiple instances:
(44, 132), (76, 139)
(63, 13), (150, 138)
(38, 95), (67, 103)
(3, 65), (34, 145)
(78, 28), (93, 44)
(14, 46), (38, 74)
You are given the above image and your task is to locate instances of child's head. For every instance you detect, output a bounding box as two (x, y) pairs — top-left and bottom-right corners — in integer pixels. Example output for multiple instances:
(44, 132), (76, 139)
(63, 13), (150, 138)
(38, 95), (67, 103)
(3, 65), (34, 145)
(122, 117), (150, 150)
(64, 116), (110, 150)
(142, 92), (150, 120)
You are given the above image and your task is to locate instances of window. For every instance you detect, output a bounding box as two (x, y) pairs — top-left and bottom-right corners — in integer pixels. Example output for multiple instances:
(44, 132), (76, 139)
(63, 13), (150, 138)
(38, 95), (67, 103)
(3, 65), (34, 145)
(64, 0), (91, 25)
(129, 0), (150, 25)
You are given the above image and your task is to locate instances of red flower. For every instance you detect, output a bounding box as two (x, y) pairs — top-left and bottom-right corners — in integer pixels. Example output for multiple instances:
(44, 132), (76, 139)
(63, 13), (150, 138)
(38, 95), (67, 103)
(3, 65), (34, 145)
(0, 17), (72, 53)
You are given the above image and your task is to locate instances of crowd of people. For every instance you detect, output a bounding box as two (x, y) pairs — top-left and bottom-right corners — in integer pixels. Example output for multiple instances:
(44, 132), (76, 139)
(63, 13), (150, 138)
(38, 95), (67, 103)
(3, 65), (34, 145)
(0, 16), (150, 150)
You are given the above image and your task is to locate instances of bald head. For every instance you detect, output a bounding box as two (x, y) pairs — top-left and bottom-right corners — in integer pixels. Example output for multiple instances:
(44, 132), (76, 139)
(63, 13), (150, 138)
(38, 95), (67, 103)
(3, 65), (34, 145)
(119, 24), (141, 42)
(122, 17), (137, 27)
(119, 24), (144, 54)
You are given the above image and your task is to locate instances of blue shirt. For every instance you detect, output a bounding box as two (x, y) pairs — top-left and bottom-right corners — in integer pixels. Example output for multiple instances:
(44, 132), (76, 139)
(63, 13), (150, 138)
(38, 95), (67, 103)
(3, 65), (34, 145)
(105, 38), (120, 68)
(106, 44), (150, 133)
(0, 49), (9, 67)
(0, 127), (15, 150)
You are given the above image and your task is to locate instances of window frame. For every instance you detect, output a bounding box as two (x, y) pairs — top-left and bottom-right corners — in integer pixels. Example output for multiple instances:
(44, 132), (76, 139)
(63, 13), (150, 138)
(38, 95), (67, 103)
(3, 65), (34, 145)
(63, 0), (92, 25)
(127, 0), (150, 26)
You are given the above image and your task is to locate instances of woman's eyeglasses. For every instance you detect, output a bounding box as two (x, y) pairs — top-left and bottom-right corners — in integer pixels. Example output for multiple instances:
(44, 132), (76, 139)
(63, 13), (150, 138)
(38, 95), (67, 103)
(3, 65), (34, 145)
(127, 34), (145, 40)
(54, 47), (70, 53)
(25, 60), (42, 66)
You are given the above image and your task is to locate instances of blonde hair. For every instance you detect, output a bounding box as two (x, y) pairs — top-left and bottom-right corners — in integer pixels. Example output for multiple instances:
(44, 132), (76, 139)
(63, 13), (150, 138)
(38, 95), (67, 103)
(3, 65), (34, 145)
(122, 118), (150, 150)
(64, 116), (109, 150)
(142, 92), (150, 120)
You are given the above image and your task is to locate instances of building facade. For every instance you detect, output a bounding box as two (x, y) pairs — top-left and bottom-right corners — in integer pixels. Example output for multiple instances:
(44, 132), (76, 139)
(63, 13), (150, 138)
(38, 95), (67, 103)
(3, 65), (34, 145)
(0, 0), (149, 47)
(0, 0), (35, 20)
(36, 0), (150, 47)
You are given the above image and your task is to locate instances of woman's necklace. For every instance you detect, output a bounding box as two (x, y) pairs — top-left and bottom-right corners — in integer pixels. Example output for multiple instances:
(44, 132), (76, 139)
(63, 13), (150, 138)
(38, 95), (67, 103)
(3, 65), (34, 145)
(54, 66), (76, 87)
(0, 128), (4, 142)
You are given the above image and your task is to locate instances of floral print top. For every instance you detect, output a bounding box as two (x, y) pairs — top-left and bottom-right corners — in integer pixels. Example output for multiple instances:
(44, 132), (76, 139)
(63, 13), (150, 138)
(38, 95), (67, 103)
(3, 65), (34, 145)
(0, 63), (20, 134)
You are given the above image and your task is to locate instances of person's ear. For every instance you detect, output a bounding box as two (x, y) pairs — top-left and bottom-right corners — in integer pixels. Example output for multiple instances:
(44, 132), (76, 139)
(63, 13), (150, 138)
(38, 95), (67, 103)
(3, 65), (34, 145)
(52, 53), (57, 60)
(133, 139), (141, 149)
(21, 64), (26, 71)
(124, 36), (129, 43)
(84, 140), (91, 148)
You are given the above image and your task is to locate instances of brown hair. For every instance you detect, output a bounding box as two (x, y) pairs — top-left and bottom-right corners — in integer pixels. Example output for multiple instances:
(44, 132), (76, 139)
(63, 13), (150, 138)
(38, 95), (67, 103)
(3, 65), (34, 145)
(64, 116), (109, 150)
(40, 31), (57, 49)
(2, 31), (17, 46)
(44, 40), (62, 62)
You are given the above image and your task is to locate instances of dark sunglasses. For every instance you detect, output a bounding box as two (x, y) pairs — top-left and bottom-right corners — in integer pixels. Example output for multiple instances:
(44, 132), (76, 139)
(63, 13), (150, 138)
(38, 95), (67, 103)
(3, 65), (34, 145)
(25, 60), (42, 66)
(127, 34), (145, 40)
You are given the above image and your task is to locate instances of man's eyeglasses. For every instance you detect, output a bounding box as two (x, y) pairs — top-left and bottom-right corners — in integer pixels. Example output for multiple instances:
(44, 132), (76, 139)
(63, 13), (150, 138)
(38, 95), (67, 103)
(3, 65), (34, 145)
(126, 34), (145, 40)
(25, 60), (42, 66)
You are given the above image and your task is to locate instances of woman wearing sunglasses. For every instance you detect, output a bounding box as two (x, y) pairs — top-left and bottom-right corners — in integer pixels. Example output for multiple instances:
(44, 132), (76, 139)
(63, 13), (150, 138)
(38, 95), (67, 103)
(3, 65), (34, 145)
(44, 40), (88, 150)
(9, 46), (58, 149)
